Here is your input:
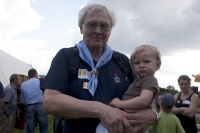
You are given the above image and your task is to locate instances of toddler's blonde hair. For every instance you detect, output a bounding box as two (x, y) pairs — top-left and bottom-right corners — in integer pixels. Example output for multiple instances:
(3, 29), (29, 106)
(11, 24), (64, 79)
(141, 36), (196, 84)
(130, 44), (161, 69)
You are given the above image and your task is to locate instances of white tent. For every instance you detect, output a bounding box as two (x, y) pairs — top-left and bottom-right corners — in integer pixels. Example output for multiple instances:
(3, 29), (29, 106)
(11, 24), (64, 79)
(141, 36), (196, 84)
(0, 49), (32, 87)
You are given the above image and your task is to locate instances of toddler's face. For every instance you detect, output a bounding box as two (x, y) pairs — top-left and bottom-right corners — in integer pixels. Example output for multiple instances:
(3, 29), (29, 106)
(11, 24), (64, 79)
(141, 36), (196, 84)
(132, 50), (160, 78)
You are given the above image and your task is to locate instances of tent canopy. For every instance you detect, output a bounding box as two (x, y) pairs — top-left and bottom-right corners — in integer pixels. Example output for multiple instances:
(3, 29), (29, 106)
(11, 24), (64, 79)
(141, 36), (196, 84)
(0, 49), (32, 87)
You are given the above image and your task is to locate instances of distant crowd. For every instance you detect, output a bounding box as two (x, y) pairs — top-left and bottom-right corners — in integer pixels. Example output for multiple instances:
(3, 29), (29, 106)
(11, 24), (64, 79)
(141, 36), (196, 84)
(0, 69), (47, 133)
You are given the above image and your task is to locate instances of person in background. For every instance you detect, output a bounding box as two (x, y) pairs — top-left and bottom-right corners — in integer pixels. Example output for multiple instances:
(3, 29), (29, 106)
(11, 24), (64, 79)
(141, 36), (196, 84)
(148, 93), (185, 133)
(153, 87), (168, 112)
(41, 3), (158, 133)
(16, 85), (26, 133)
(96, 44), (161, 133)
(0, 81), (4, 103)
(21, 69), (48, 133)
(172, 75), (199, 133)
(0, 74), (21, 133)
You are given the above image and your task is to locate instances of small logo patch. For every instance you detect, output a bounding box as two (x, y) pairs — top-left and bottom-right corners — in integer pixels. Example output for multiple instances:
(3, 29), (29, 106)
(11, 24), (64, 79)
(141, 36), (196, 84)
(83, 82), (88, 89)
(113, 74), (121, 83)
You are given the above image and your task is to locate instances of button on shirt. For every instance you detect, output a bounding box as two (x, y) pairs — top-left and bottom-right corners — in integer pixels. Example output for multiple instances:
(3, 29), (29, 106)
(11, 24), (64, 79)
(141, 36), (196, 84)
(21, 78), (43, 105)
(0, 84), (18, 118)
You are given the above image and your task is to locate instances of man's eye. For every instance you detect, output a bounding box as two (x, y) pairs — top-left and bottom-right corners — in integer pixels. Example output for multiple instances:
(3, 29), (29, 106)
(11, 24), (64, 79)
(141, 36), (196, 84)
(89, 23), (97, 27)
(145, 60), (150, 63)
(101, 24), (109, 29)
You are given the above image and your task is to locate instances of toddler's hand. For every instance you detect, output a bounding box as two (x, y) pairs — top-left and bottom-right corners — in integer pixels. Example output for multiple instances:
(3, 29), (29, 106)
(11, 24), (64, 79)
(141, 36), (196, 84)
(109, 98), (121, 108)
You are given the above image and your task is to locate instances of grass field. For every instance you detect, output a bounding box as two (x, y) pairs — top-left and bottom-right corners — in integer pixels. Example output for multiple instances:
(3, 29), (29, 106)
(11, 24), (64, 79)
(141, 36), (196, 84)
(13, 109), (200, 133)
(14, 115), (54, 133)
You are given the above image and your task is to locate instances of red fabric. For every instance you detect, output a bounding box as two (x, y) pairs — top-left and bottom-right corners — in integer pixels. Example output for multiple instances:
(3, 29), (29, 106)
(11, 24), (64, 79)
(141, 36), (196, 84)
(14, 116), (25, 129)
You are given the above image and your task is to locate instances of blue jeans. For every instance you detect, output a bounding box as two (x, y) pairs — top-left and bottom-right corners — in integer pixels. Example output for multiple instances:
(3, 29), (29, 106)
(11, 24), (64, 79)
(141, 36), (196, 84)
(26, 103), (48, 133)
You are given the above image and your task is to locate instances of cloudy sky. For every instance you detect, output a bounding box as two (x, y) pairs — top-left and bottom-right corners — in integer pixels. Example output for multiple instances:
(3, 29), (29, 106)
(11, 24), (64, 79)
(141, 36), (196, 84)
(0, 0), (200, 91)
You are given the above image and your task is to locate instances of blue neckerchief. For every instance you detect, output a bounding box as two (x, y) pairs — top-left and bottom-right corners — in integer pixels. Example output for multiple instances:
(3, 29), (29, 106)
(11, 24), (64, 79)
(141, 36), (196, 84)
(76, 40), (112, 96)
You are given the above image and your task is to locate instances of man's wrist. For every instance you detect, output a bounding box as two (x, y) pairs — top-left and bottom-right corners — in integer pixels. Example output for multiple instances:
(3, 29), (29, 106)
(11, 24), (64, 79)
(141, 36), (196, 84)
(151, 109), (159, 124)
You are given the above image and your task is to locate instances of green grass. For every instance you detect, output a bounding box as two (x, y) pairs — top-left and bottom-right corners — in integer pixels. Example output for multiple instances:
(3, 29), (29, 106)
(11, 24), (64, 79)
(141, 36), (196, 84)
(14, 115), (54, 133)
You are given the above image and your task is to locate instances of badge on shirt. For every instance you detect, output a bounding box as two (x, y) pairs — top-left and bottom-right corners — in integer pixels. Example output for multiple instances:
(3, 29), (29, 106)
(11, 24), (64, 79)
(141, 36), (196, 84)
(113, 74), (121, 83)
(78, 69), (91, 80)
(183, 100), (190, 105)
(83, 82), (88, 89)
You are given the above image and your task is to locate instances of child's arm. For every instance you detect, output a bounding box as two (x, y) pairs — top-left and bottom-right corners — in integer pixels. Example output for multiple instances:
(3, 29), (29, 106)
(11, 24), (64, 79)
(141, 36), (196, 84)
(109, 90), (154, 110)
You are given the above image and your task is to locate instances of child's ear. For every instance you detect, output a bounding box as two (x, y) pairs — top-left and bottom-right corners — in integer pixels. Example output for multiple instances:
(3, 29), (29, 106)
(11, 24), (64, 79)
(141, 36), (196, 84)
(156, 61), (161, 70)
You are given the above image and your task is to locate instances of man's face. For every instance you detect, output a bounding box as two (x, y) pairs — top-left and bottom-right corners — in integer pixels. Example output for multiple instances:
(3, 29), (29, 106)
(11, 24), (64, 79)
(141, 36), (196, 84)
(15, 76), (21, 85)
(80, 9), (111, 51)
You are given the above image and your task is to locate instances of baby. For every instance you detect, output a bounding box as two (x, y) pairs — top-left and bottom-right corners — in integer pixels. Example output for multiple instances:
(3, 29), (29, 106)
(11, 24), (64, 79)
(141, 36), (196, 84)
(96, 45), (161, 133)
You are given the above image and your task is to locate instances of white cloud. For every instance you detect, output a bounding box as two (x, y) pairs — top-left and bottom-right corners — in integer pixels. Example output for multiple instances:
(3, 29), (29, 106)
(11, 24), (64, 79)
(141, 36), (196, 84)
(0, 0), (47, 74)
(85, 0), (200, 55)
(0, 0), (43, 39)
(0, 42), (56, 75)
(156, 50), (200, 90)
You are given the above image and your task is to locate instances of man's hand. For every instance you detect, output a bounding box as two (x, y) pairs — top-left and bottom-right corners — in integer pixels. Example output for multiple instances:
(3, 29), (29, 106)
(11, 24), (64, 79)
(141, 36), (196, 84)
(123, 109), (156, 133)
(98, 105), (130, 133)
(109, 98), (122, 108)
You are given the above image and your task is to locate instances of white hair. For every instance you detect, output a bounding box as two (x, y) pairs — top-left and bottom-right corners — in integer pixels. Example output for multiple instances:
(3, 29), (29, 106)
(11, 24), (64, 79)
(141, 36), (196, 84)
(78, 4), (116, 28)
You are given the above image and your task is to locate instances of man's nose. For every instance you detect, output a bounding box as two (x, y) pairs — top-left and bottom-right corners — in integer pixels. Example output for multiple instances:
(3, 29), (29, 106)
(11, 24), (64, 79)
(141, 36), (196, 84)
(94, 25), (102, 34)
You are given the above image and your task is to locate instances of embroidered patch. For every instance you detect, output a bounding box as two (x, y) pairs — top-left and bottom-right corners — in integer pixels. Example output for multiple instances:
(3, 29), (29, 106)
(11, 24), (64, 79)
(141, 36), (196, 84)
(113, 74), (121, 83)
(83, 82), (88, 89)
(79, 69), (86, 76)
(78, 69), (91, 80)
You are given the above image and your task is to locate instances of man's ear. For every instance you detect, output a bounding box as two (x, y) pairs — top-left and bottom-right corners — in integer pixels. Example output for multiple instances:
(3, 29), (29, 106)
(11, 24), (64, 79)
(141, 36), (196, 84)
(80, 26), (83, 34)
(35, 73), (38, 78)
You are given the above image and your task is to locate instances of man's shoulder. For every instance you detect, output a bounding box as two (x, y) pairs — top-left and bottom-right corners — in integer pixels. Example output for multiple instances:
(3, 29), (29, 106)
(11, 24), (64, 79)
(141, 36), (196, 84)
(0, 82), (4, 91)
(22, 78), (39, 85)
(112, 50), (130, 66)
(21, 80), (31, 88)
(113, 50), (129, 59)
(4, 84), (12, 90)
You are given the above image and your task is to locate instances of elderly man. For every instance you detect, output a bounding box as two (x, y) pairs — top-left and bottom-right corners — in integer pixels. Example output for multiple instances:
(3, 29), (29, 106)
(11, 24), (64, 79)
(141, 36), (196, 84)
(0, 74), (21, 133)
(41, 4), (158, 133)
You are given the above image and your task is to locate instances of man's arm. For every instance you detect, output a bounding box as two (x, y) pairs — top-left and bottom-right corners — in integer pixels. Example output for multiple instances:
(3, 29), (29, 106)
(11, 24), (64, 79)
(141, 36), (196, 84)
(110, 90), (154, 110)
(43, 89), (130, 133)
(2, 102), (9, 116)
